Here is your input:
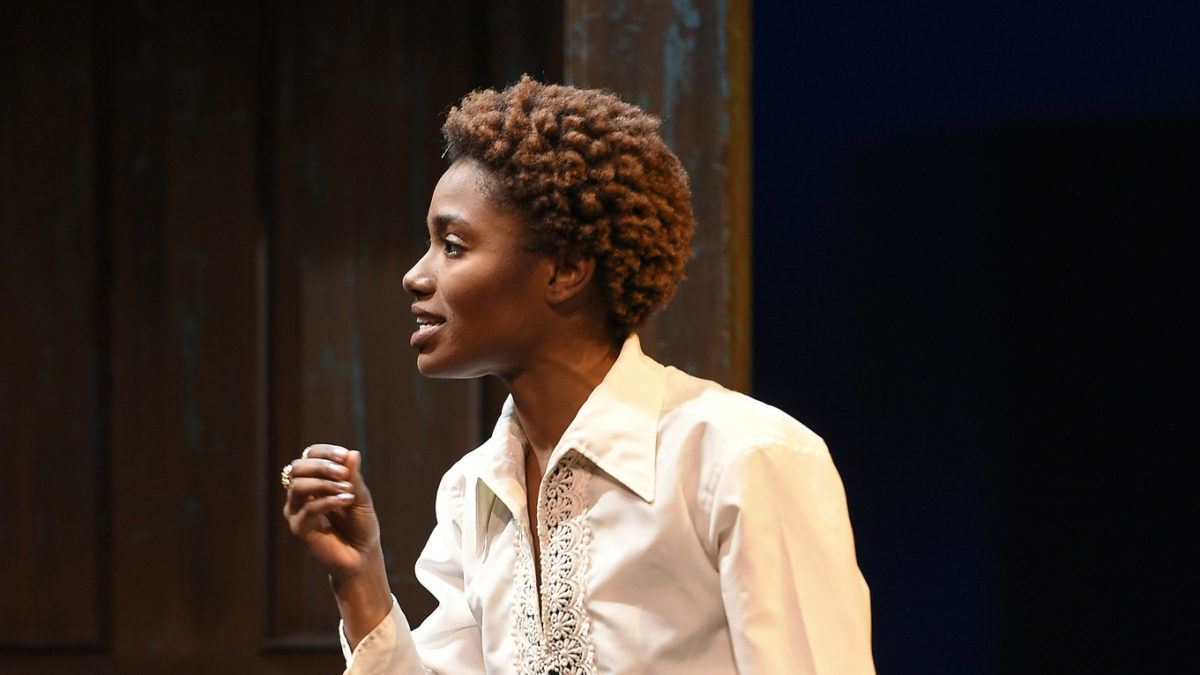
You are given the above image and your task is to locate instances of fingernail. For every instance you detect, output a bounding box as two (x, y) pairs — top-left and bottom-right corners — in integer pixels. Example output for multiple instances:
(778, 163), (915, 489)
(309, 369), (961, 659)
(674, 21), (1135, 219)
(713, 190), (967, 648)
(336, 492), (354, 501)
(336, 481), (352, 491)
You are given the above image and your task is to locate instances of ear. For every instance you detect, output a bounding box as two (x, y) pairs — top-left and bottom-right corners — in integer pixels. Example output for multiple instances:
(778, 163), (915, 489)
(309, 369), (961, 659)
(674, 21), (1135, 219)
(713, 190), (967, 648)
(545, 253), (596, 306)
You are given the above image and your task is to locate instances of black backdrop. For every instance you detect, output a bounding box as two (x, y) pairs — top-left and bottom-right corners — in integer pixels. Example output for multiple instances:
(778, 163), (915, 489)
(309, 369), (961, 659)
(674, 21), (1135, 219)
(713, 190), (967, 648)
(752, 2), (1197, 672)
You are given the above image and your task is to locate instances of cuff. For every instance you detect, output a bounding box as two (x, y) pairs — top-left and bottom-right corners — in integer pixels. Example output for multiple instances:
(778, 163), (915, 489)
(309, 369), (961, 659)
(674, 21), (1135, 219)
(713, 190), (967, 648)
(340, 595), (423, 674)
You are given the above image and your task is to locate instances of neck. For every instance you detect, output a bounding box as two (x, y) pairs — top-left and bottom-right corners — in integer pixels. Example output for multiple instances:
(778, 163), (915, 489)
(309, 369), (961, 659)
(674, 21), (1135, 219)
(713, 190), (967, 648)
(504, 333), (622, 468)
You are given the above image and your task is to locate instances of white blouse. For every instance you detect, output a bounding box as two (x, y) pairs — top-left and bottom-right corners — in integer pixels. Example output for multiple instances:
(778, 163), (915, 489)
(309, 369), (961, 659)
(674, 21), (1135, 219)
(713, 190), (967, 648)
(341, 335), (874, 673)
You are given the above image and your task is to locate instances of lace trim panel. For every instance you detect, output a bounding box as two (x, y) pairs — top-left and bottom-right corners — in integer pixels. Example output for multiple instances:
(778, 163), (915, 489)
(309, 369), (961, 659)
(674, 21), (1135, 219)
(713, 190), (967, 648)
(512, 453), (597, 675)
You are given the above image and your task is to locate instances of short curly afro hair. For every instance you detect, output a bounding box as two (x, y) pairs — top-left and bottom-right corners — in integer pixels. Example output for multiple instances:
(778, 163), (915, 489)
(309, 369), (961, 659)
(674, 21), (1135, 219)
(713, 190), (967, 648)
(442, 75), (695, 343)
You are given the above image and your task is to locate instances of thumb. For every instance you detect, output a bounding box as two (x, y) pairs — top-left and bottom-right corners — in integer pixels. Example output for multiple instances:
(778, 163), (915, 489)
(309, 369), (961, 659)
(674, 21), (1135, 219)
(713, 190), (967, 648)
(345, 450), (373, 505)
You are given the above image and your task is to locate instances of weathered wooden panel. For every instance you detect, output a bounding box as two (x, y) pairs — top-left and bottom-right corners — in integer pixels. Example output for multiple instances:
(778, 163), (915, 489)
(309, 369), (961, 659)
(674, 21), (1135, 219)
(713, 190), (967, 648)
(0, 0), (105, 649)
(564, 0), (752, 391)
(476, 0), (565, 86)
(265, 0), (486, 644)
(105, 0), (280, 666)
(2, 0), (566, 669)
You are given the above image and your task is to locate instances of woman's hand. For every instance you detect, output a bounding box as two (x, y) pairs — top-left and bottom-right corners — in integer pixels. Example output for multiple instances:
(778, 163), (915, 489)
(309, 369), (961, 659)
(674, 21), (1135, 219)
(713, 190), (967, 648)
(282, 444), (393, 648)
(282, 444), (380, 580)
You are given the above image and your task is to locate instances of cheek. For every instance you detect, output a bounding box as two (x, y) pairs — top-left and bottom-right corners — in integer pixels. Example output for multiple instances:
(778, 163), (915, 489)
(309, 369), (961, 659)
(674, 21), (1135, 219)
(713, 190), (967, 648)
(441, 256), (549, 333)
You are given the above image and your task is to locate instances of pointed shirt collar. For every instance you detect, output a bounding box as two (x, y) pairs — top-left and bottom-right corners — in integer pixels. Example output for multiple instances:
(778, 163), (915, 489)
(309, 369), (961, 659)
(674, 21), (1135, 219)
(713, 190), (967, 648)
(473, 335), (665, 535)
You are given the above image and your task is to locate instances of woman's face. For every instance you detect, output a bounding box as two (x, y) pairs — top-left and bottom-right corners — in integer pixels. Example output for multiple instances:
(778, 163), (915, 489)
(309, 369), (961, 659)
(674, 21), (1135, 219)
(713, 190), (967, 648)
(402, 159), (555, 378)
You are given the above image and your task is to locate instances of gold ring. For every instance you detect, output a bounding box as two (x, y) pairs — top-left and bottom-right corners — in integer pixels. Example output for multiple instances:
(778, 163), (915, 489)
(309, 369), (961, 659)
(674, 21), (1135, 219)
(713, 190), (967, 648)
(280, 463), (294, 490)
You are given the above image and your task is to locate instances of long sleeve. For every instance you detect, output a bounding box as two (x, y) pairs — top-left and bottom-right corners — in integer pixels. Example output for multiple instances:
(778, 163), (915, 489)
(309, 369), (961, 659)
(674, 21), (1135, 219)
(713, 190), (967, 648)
(342, 471), (485, 674)
(340, 597), (426, 674)
(711, 439), (875, 674)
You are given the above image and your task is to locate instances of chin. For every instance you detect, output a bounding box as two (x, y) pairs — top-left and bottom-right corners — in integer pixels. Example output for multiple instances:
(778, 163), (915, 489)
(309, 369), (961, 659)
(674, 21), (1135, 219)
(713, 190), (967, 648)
(414, 352), (450, 377)
(415, 352), (487, 380)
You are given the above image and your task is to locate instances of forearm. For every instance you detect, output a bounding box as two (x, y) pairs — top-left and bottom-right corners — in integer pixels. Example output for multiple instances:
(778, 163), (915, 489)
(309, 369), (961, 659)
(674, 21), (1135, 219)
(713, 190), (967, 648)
(331, 546), (394, 651)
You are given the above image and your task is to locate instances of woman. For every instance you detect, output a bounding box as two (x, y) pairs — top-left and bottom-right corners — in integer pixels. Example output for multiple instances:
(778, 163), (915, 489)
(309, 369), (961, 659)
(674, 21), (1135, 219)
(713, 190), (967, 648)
(282, 77), (874, 674)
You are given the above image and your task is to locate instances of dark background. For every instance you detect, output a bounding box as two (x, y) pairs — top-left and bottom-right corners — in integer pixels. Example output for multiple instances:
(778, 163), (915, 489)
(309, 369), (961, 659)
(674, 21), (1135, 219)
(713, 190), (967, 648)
(3, 1), (1195, 672)
(1, 2), (748, 672)
(752, 2), (1197, 672)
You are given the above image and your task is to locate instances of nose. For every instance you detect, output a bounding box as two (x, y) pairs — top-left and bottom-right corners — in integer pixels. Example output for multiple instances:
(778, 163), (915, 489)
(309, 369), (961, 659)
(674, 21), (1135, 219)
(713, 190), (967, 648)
(402, 249), (433, 298)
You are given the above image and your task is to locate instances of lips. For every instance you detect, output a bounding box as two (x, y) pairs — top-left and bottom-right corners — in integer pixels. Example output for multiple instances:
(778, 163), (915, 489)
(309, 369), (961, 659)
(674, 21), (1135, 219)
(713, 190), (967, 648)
(410, 307), (445, 349)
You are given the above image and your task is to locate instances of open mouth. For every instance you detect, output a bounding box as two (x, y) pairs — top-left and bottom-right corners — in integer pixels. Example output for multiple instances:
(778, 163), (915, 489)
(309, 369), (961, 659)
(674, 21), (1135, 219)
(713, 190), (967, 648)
(411, 313), (445, 349)
(416, 316), (444, 330)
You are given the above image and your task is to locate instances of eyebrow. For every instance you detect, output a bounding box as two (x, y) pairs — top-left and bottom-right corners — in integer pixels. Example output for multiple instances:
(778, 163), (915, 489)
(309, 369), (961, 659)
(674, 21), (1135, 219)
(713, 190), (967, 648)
(430, 213), (469, 233)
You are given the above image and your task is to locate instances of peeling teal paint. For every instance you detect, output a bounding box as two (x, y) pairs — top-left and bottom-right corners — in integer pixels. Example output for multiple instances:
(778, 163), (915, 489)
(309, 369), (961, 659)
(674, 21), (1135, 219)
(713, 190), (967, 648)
(661, 26), (693, 150)
(673, 0), (702, 29)
(661, 0), (703, 149)
(566, 7), (599, 84)
(607, 0), (631, 21)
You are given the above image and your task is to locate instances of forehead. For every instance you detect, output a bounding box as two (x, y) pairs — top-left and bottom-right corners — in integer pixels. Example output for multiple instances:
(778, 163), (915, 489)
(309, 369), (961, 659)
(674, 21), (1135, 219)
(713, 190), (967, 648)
(428, 160), (526, 237)
(434, 158), (494, 195)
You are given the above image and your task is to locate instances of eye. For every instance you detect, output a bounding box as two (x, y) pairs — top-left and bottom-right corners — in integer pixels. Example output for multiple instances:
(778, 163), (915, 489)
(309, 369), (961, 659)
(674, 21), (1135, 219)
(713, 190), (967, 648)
(441, 237), (465, 257)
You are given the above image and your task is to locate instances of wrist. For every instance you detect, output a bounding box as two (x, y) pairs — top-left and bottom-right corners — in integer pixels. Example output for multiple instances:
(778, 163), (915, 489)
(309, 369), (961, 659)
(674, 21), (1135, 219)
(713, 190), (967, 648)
(330, 546), (392, 649)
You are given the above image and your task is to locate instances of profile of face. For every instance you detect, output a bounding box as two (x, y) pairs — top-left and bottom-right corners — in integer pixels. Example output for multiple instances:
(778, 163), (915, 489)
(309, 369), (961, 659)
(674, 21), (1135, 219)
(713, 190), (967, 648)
(402, 159), (557, 379)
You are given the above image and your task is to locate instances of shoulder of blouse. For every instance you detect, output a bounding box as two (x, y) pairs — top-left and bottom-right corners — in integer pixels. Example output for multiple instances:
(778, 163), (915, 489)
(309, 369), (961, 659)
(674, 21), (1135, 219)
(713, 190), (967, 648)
(659, 365), (829, 460)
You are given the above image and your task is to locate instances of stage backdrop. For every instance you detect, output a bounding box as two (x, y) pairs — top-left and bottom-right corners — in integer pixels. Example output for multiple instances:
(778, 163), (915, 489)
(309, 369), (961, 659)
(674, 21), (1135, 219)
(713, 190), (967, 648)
(0, 1), (749, 673)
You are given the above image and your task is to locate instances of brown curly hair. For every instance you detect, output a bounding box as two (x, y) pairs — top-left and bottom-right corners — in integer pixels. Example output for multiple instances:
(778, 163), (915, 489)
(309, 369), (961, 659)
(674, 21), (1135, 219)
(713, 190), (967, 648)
(442, 75), (695, 343)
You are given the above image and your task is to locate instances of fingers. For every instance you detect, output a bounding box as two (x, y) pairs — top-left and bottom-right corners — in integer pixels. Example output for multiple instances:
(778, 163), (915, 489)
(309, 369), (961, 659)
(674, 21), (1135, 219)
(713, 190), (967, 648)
(288, 474), (354, 501)
(300, 443), (349, 463)
(281, 445), (381, 575)
(283, 445), (351, 513)
(281, 444), (373, 529)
